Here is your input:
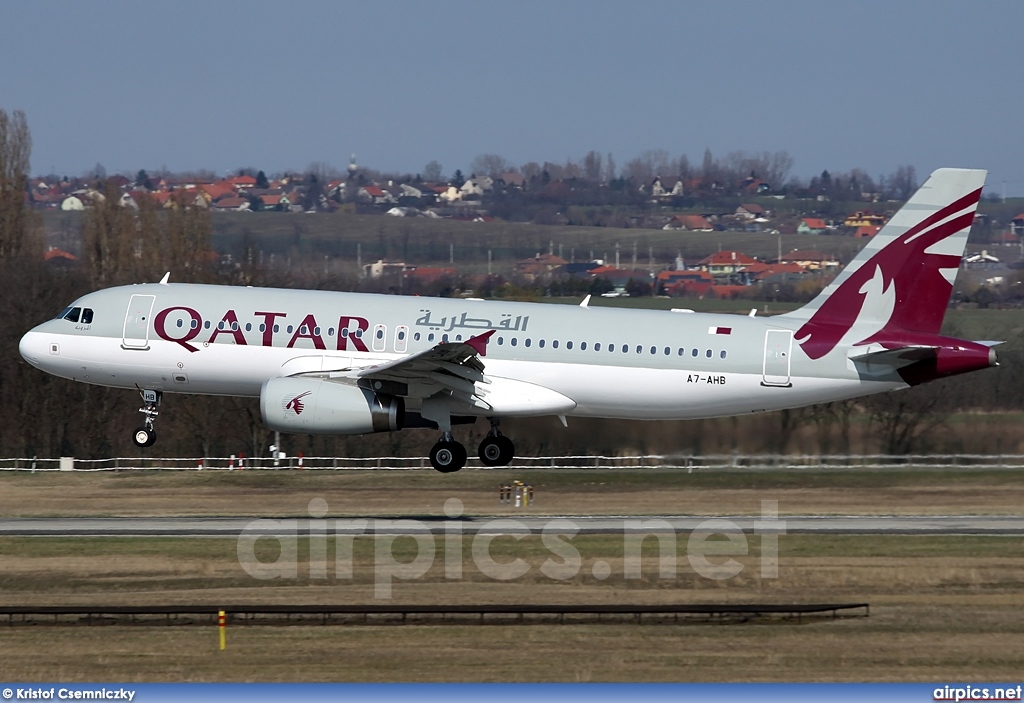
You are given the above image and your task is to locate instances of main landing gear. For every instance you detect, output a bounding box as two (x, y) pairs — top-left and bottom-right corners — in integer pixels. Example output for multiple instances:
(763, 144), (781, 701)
(478, 419), (515, 467)
(132, 389), (161, 448)
(428, 418), (516, 473)
(429, 433), (468, 473)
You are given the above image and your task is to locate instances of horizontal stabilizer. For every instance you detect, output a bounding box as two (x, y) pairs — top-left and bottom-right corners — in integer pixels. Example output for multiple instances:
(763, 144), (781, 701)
(849, 345), (937, 363)
(849, 345), (937, 372)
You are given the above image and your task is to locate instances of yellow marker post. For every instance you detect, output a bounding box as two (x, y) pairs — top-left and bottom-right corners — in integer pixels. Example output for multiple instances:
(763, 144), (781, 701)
(218, 610), (226, 650)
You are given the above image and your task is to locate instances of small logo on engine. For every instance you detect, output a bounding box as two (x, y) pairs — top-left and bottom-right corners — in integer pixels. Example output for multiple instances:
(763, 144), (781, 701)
(285, 391), (312, 415)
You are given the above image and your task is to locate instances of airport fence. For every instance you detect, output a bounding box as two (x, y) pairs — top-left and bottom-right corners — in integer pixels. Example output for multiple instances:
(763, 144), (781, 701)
(2, 453), (1024, 472)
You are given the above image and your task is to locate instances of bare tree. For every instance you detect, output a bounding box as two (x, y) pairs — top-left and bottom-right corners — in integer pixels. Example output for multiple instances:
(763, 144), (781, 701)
(624, 149), (671, 185)
(674, 154), (691, 180)
(604, 152), (616, 182)
(83, 181), (137, 285)
(886, 165), (918, 201)
(764, 151), (793, 187)
(582, 150), (603, 183)
(0, 109), (41, 259)
(521, 161), (542, 183)
(809, 400), (858, 455)
(423, 160), (443, 182)
(700, 147), (718, 185)
(561, 157), (581, 180)
(719, 150), (793, 189)
(863, 382), (950, 454)
(767, 407), (815, 453)
(470, 153), (511, 178)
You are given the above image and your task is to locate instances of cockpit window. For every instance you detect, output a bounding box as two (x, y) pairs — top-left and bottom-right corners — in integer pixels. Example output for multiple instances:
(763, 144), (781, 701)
(57, 306), (93, 324)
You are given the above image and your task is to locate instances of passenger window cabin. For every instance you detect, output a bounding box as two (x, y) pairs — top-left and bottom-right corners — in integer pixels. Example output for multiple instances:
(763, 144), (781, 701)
(395, 325), (409, 353)
(372, 324), (387, 352)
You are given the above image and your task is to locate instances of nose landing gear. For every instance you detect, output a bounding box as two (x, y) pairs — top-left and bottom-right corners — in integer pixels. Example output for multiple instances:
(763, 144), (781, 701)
(132, 389), (161, 448)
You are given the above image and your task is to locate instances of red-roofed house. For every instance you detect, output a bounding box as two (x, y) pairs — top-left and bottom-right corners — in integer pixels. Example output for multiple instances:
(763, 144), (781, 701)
(259, 194), (292, 210)
(697, 251), (758, 276)
(853, 225), (882, 238)
(1011, 214), (1024, 237)
(516, 254), (569, 281)
(740, 177), (771, 194)
(736, 203), (766, 219)
(742, 262), (807, 282)
(403, 267), (457, 284)
(211, 197), (251, 211)
(147, 192), (174, 207)
(776, 250), (840, 270)
(797, 218), (827, 235)
(658, 269), (714, 297)
(664, 214), (712, 231)
(227, 175), (257, 189)
(358, 185), (395, 205)
(44, 246), (77, 264)
(844, 211), (887, 228)
(200, 183), (237, 202)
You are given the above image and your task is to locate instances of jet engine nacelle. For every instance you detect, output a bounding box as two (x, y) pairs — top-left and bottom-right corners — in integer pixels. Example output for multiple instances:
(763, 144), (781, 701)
(260, 377), (404, 435)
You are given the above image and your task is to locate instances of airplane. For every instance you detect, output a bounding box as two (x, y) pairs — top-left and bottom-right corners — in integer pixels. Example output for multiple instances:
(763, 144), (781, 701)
(19, 168), (996, 472)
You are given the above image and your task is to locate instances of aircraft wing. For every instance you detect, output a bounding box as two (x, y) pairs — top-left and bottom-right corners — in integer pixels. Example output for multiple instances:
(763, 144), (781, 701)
(313, 329), (575, 415)
(324, 330), (495, 402)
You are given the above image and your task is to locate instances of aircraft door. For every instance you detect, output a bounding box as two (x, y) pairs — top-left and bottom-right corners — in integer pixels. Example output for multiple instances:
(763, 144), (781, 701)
(762, 329), (792, 387)
(122, 294), (156, 350)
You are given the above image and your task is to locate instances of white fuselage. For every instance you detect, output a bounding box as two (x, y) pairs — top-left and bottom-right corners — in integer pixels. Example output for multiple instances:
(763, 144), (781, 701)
(19, 283), (899, 421)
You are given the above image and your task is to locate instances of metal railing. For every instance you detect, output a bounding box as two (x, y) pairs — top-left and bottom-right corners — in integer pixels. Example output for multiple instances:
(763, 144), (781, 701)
(1, 453), (1024, 472)
(0, 603), (870, 626)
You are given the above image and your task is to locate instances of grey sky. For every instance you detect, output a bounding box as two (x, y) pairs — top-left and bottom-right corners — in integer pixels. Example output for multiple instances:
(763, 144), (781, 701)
(3, 1), (1023, 192)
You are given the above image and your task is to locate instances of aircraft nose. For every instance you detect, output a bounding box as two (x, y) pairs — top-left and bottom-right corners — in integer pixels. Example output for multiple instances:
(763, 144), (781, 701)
(19, 329), (47, 367)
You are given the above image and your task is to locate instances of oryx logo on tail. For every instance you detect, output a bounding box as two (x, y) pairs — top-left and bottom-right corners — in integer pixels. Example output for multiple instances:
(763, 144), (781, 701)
(789, 170), (985, 360)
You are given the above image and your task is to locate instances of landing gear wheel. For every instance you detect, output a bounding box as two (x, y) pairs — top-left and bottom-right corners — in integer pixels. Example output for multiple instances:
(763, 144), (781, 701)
(132, 427), (156, 448)
(478, 435), (515, 466)
(430, 440), (467, 473)
(135, 389), (161, 448)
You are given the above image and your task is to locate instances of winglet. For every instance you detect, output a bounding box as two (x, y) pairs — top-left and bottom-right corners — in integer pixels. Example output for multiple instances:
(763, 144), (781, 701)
(465, 329), (495, 357)
(159, 272), (171, 285)
(579, 295), (591, 308)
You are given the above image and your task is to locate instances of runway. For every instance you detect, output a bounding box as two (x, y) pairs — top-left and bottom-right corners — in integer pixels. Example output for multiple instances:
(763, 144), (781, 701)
(1, 515), (1023, 536)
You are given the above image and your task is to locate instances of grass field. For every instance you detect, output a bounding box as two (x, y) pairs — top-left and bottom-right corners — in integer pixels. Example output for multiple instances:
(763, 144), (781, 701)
(0, 534), (1022, 681)
(1, 468), (1022, 681)
(3, 467), (1024, 517)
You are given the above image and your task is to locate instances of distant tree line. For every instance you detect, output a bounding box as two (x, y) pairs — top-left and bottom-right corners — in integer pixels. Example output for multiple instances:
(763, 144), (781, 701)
(331, 149), (925, 225)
